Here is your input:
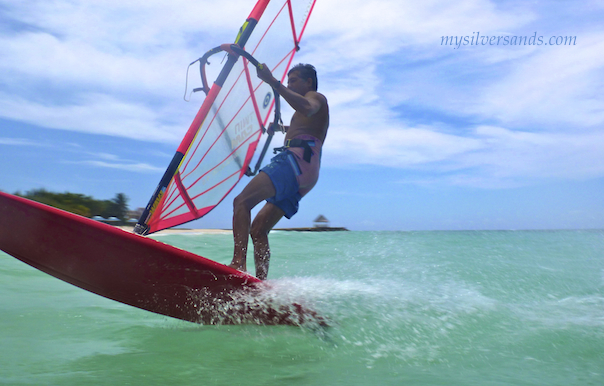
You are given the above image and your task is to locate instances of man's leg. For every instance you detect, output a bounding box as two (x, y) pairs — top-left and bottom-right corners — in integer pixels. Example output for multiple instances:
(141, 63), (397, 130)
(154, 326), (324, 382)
(251, 203), (285, 280)
(229, 172), (276, 272)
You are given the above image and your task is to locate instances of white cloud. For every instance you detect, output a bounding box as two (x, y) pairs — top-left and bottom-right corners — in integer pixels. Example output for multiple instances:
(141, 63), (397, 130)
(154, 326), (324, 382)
(306, 0), (532, 59)
(0, 31), (182, 94)
(323, 120), (483, 168)
(406, 126), (604, 188)
(1, 0), (603, 189)
(70, 152), (165, 173)
(0, 2), (224, 143)
(0, 92), (187, 143)
(81, 160), (164, 173)
(0, 138), (47, 146)
(467, 126), (604, 180)
(304, 0), (604, 188)
(477, 34), (604, 129)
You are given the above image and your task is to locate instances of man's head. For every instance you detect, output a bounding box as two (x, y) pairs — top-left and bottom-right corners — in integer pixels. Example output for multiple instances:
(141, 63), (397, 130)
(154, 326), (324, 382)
(287, 64), (318, 94)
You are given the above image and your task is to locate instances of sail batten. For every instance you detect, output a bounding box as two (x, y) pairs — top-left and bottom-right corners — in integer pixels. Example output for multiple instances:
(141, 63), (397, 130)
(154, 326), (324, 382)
(174, 173), (197, 217)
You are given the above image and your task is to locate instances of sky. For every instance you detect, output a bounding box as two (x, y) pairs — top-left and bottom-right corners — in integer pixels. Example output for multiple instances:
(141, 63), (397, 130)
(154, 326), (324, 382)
(1, 0), (603, 231)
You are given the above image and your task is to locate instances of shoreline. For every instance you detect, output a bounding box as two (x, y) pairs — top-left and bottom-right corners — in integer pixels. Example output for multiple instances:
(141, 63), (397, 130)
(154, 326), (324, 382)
(118, 226), (232, 235)
(118, 226), (349, 235)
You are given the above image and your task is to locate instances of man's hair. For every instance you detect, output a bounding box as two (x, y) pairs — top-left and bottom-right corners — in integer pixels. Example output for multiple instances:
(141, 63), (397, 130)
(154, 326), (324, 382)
(288, 63), (318, 91)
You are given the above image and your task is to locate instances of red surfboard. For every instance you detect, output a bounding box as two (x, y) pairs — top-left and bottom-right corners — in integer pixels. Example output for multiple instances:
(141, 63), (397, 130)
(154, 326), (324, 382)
(0, 192), (325, 326)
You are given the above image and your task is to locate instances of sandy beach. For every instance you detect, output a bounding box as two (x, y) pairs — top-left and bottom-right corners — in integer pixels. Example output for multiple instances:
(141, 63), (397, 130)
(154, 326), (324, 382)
(118, 226), (348, 235)
(119, 226), (232, 235)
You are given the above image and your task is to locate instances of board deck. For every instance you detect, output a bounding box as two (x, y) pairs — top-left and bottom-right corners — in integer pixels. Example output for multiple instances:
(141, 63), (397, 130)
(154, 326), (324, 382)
(0, 192), (324, 326)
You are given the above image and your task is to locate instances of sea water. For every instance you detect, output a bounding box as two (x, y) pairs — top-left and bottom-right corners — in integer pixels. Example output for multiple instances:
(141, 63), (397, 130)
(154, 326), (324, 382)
(1, 230), (603, 385)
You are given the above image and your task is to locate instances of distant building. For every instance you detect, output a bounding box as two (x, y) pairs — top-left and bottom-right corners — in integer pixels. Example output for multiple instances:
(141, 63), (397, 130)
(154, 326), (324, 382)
(313, 215), (330, 228)
(92, 216), (122, 225)
(105, 217), (121, 224)
(275, 214), (348, 232)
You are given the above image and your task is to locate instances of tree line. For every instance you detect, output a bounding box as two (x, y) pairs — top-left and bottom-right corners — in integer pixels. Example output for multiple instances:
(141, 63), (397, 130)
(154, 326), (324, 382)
(16, 189), (131, 222)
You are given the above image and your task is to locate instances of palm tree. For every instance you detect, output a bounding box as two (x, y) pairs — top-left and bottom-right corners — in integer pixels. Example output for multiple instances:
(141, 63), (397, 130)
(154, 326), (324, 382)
(112, 193), (129, 222)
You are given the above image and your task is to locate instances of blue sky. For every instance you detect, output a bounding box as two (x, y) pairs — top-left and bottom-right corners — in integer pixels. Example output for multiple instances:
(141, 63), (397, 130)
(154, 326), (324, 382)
(1, 0), (603, 231)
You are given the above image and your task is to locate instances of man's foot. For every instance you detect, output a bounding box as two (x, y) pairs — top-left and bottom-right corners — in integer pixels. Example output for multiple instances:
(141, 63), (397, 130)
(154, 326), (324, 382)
(228, 261), (246, 272)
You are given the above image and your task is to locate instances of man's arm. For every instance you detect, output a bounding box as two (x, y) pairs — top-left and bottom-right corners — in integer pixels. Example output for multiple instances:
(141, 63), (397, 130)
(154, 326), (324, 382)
(256, 65), (322, 117)
(280, 88), (323, 117)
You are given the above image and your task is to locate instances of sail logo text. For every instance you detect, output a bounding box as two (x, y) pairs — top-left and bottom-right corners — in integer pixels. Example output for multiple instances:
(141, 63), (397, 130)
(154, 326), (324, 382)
(231, 112), (255, 149)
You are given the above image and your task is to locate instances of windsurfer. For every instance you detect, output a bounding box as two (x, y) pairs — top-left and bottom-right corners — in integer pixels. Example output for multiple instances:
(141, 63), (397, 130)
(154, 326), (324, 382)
(228, 64), (329, 279)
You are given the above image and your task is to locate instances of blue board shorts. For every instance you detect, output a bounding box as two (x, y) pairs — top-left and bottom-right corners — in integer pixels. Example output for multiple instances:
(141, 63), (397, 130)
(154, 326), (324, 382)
(261, 135), (323, 219)
(261, 150), (302, 219)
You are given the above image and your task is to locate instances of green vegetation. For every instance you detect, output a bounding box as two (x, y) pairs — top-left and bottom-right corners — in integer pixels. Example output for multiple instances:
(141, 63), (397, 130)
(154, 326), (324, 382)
(16, 189), (131, 222)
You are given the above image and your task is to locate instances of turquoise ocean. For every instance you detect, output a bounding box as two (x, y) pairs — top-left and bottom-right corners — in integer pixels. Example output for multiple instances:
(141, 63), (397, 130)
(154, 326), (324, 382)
(1, 230), (603, 385)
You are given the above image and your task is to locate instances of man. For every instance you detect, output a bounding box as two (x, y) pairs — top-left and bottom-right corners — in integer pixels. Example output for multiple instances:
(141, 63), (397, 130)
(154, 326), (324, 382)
(228, 63), (329, 280)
